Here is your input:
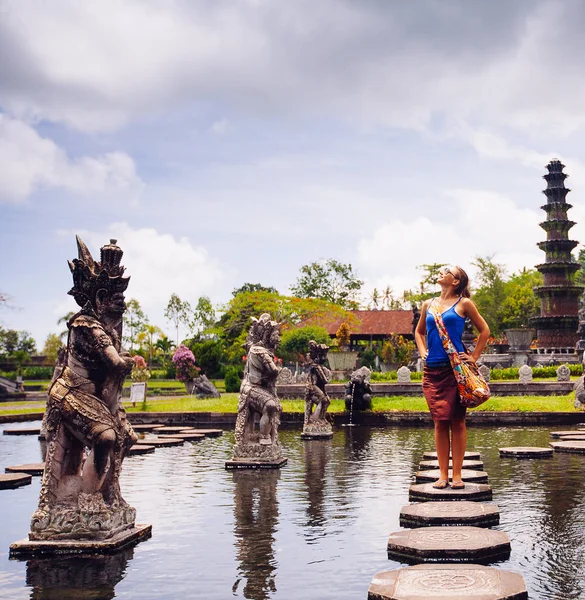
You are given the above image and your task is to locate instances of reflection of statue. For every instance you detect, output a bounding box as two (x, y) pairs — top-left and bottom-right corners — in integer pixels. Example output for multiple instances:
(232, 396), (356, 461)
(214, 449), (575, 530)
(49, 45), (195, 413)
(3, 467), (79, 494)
(30, 237), (138, 541)
(190, 374), (221, 398)
(227, 313), (286, 467)
(232, 470), (279, 599)
(303, 440), (330, 532)
(345, 366), (373, 412)
(302, 340), (333, 439)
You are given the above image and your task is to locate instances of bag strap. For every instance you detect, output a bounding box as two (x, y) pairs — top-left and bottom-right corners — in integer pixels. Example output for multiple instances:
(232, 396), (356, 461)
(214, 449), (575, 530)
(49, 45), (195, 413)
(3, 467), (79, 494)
(428, 298), (462, 368)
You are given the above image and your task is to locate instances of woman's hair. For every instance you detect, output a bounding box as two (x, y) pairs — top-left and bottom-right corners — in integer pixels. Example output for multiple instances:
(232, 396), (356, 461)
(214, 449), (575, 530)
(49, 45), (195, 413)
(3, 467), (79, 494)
(453, 266), (470, 298)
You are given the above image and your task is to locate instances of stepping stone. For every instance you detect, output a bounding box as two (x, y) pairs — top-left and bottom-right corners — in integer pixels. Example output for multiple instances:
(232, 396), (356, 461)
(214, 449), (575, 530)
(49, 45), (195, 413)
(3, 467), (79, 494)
(173, 433), (205, 442)
(181, 428), (223, 437)
(130, 424), (165, 433)
(3, 427), (41, 436)
(368, 564), (528, 600)
(415, 469), (488, 484)
(128, 444), (155, 456)
(550, 430), (585, 438)
(558, 434), (585, 441)
(550, 440), (585, 455)
(400, 501), (500, 528)
(499, 447), (553, 458)
(144, 437), (184, 448)
(155, 426), (192, 435)
(387, 526), (510, 563)
(0, 473), (32, 490)
(419, 459), (484, 471)
(423, 451), (481, 460)
(5, 463), (45, 476)
(409, 482), (492, 503)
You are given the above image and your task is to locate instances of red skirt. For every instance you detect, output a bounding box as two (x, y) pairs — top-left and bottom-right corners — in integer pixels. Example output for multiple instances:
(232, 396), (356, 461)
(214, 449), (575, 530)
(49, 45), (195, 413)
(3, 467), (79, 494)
(422, 365), (466, 421)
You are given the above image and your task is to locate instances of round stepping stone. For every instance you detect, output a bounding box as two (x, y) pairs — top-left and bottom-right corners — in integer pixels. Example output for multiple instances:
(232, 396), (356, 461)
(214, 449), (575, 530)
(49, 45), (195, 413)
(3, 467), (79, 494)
(419, 459), (484, 471)
(550, 440), (585, 455)
(557, 434), (585, 441)
(144, 437), (184, 448)
(3, 427), (41, 436)
(550, 430), (585, 439)
(415, 469), (488, 484)
(368, 564), (528, 600)
(130, 424), (165, 433)
(499, 446), (553, 458)
(181, 428), (223, 437)
(5, 463), (45, 476)
(0, 473), (32, 490)
(400, 501), (500, 528)
(387, 526), (510, 563)
(173, 433), (205, 442)
(155, 426), (192, 435)
(423, 451), (480, 460)
(128, 444), (155, 456)
(409, 482), (492, 502)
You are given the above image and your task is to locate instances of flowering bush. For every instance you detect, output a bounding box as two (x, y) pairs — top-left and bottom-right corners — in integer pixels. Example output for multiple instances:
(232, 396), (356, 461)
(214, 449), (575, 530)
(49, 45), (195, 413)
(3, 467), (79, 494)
(172, 345), (200, 383)
(335, 322), (351, 349)
(380, 334), (415, 366)
(131, 355), (151, 383)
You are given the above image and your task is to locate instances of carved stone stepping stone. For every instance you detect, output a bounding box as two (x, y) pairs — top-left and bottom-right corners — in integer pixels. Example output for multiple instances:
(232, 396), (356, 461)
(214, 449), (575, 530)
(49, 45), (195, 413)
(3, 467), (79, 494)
(387, 526), (510, 563)
(415, 469), (488, 484)
(550, 440), (585, 454)
(145, 437), (184, 448)
(182, 428), (223, 437)
(419, 459), (484, 471)
(423, 451), (481, 460)
(5, 463), (45, 476)
(128, 444), (155, 456)
(173, 433), (205, 442)
(3, 427), (41, 436)
(409, 482), (492, 502)
(130, 424), (165, 433)
(550, 430), (585, 439)
(499, 446), (553, 458)
(155, 426), (193, 435)
(400, 501), (500, 528)
(0, 473), (32, 490)
(368, 564), (528, 600)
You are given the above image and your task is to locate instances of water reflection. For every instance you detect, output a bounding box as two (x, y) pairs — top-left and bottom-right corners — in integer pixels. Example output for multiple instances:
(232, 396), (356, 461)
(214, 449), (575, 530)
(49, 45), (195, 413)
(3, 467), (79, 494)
(302, 440), (330, 531)
(26, 547), (133, 600)
(232, 470), (280, 600)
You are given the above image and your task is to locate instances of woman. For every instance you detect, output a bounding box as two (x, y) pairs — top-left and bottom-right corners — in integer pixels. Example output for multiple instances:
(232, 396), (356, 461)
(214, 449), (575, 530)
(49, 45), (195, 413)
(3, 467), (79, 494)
(415, 265), (490, 489)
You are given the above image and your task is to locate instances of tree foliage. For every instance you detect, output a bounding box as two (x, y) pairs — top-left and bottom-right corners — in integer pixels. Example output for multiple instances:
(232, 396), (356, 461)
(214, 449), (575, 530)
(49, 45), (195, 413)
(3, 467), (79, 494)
(500, 268), (543, 330)
(42, 333), (63, 364)
(290, 259), (364, 309)
(404, 263), (446, 306)
(164, 293), (192, 345)
(279, 325), (330, 362)
(191, 296), (216, 335)
(232, 283), (278, 296)
(123, 299), (148, 350)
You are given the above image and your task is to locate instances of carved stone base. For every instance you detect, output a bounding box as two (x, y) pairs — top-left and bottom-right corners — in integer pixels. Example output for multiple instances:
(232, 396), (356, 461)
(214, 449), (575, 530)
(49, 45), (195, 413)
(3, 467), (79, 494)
(29, 493), (137, 541)
(301, 421), (333, 440)
(225, 458), (288, 470)
(10, 523), (152, 558)
(226, 440), (287, 469)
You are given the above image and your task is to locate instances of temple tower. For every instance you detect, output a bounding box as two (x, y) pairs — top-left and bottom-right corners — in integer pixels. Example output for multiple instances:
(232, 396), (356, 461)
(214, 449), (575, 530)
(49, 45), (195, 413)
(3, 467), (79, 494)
(531, 159), (584, 349)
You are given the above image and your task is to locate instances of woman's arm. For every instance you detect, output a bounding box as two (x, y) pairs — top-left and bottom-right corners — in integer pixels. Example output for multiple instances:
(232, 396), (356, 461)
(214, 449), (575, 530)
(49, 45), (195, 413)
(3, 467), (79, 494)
(414, 300), (430, 360)
(461, 299), (490, 362)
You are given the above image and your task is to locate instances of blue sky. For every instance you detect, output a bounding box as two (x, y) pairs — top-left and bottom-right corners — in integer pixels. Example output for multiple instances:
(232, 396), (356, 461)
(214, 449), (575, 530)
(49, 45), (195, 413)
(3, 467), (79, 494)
(2, 0), (585, 347)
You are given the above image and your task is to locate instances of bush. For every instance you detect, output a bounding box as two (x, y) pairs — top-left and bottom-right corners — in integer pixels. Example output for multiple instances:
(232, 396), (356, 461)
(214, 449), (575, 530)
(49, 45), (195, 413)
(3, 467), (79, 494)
(359, 348), (377, 370)
(380, 334), (415, 366)
(22, 366), (53, 379)
(188, 339), (226, 379)
(279, 326), (330, 362)
(224, 365), (243, 393)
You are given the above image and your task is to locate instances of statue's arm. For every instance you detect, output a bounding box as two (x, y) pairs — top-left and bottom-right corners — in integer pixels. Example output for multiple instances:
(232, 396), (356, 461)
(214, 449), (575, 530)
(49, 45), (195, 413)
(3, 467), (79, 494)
(93, 329), (133, 373)
(258, 349), (280, 375)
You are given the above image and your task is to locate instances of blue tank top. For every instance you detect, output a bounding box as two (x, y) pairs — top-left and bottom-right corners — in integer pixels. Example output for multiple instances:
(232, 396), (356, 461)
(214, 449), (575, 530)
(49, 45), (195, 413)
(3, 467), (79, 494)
(425, 298), (466, 366)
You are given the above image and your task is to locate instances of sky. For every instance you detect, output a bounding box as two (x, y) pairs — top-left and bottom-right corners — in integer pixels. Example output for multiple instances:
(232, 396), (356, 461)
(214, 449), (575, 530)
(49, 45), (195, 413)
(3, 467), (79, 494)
(2, 0), (585, 348)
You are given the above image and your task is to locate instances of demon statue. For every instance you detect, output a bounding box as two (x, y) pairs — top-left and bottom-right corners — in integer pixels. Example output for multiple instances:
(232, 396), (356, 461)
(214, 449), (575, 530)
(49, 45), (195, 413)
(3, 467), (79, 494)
(345, 366), (373, 412)
(227, 313), (286, 468)
(30, 237), (138, 541)
(301, 340), (333, 439)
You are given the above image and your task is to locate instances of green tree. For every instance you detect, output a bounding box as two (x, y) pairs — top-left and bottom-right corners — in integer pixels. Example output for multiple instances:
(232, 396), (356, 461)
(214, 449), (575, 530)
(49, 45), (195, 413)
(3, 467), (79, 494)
(290, 259), (364, 309)
(188, 338), (226, 378)
(232, 283), (278, 296)
(191, 296), (216, 335)
(279, 325), (330, 362)
(144, 324), (163, 367)
(57, 311), (76, 340)
(42, 333), (63, 364)
(575, 247), (585, 286)
(404, 263), (447, 306)
(471, 256), (507, 334)
(500, 268), (543, 329)
(123, 299), (148, 350)
(164, 293), (192, 345)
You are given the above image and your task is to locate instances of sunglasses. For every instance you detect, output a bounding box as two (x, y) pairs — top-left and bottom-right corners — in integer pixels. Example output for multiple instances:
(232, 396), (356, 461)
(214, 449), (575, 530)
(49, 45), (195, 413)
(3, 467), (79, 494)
(441, 266), (458, 278)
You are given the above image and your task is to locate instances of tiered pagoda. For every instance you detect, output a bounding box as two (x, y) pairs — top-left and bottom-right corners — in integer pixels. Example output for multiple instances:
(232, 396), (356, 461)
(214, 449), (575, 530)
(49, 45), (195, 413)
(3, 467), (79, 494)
(531, 159), (584, 349)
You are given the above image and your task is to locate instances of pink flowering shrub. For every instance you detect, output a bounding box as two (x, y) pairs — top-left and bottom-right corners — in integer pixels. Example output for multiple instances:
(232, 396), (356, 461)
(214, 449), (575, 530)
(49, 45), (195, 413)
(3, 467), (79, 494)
(131, 355), (151, 383)
(172, 345), (200, 382)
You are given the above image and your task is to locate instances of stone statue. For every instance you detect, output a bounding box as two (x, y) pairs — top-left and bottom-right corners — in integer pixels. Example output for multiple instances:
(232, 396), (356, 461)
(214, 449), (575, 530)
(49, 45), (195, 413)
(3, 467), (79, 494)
(345, 366), (373, 412)
(227, 313), (286, 467)
(189, 374), (221, 398)
(302, 340), (333, 439)
(31, 237), (138, 541)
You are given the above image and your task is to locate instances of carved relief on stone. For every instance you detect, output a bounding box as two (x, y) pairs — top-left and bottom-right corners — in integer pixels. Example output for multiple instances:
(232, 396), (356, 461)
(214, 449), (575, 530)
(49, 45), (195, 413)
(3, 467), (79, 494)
(302, 341), (333, 438)
(519, 364), (533, 384)
(397, 366), (411, 383)
(230, 313), (285, 464)
(31, 237), (138, 541)
(276, 367), (293, 385)
(556, 364), (571, 382)
(478, 364), (491, 383)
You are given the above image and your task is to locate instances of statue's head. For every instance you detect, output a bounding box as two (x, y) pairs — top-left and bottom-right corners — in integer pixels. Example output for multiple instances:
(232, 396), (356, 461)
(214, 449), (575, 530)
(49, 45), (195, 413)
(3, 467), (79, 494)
(68, 237), (130, 319)
(350, 366), (371, 385)
(248, 313), (281, 350)
(308, 340), (329, 363)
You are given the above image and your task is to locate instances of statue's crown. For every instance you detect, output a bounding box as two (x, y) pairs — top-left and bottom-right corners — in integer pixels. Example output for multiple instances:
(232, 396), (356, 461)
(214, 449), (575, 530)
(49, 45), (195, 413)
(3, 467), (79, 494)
(100, 239), (125, 277)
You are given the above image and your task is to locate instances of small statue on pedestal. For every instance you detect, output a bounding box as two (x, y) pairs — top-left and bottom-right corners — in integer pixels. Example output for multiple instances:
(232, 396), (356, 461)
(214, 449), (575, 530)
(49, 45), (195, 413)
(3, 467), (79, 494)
(301, 340), (333, 439)
(345, 366), (373, 412)
(226, 313), (286, 468)
(12, 237), (150, 556)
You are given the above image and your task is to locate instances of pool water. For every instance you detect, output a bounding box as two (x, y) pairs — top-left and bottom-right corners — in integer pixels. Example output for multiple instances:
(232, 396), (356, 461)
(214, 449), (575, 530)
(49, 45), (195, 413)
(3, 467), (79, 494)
(0, 422), (584, 599)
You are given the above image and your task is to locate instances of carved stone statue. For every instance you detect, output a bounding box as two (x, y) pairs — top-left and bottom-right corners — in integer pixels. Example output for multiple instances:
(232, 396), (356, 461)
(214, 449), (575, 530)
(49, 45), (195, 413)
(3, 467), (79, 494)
(188, 374), (221, 398)
(301, 340), (333, 439)
(345, 366), (373, 412)
(227, 313), (286, 468)
(30, 237), (138, 541)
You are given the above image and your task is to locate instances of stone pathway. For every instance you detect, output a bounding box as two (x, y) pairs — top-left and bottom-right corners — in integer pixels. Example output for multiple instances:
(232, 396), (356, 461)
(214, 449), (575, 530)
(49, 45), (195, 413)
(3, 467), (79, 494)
(0, 473), (32, 489)
(550, 440), (585, 454)
(418, 459), (484, 471)
(414, 469), (488, 484)
(400, 501), (500, 529)
(422, 450), (480, 460)
(5, 463), (45, 476)
(143, 437), (184, 448)
(499, 446), (553, 458)
(550, 429), (585, 438)
(2, 427), (41, 436)
(131, 424), (165, 432)
(128, 444), (155, 456)
(409, 482), (493, 502)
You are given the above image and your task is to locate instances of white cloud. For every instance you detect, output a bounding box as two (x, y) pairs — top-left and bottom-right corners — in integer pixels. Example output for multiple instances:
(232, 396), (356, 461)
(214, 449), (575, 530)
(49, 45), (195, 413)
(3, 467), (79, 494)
(0, 115), (143, 203)
(211, 118), (229, 135)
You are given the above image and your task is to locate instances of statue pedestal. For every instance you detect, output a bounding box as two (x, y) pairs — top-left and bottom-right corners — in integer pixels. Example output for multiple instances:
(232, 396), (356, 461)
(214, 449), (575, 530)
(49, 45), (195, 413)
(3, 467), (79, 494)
(225, 458), (287, 470)
(301, 421), (333, 440)
(226, 441), (287, 469)
(10, 523), (152, 559)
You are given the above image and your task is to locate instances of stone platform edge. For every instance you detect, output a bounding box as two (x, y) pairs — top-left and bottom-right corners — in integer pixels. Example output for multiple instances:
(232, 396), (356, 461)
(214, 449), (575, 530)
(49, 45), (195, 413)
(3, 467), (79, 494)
(2, 411), (584, 426)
